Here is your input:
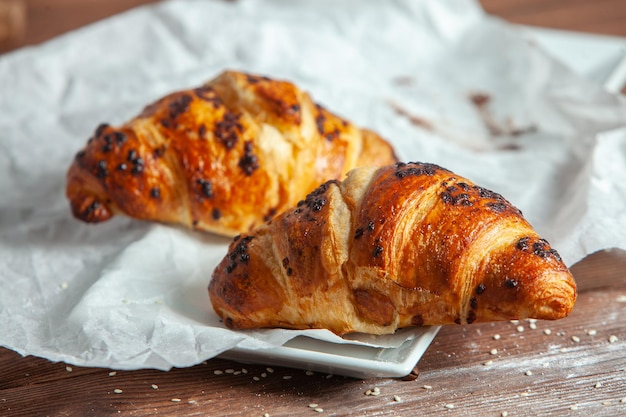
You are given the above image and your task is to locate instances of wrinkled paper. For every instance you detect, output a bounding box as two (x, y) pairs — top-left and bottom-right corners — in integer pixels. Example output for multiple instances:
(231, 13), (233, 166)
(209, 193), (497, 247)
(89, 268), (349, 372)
(1, 0), (625, 371)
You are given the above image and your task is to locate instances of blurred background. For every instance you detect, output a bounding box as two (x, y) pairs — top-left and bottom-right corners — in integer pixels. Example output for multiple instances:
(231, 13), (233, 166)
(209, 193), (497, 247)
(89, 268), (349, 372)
(1, 0), (625, 55)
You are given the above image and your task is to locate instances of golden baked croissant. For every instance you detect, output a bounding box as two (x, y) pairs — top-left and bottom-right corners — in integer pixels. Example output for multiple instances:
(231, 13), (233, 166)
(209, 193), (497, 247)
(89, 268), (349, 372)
(209, 162), (577, 335)
(66, 70), (397, 236)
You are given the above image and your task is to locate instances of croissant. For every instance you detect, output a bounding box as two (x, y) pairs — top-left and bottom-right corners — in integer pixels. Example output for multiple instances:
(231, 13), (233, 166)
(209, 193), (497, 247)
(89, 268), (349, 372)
(66, 70), (397, 236)
(209, 162), (577, 335)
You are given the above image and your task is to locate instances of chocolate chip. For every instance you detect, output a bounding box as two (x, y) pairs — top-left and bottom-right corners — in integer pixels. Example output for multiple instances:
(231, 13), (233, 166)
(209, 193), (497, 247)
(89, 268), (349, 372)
(114, 131), (127, 145)
(196, 179), (213, 198)
(238, 141), (259, 176)
(505, 278), (518, 288)
(215, 112), (243, 150)
(516, 237), (530, 251)
(476, 283), (486, 294)
(95, 123), (109, 138)
(96, 160), (108, 178)
(168, 94), (193, 119)
(127, 149), (138, 162)
(487, 202), (507, 212)
(467, 310), (477, 324)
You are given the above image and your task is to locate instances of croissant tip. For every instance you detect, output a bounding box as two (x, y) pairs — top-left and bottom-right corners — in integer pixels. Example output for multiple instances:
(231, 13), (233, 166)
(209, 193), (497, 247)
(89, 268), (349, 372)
(530, 272), (577, 320)
(69, 195), (112, 223)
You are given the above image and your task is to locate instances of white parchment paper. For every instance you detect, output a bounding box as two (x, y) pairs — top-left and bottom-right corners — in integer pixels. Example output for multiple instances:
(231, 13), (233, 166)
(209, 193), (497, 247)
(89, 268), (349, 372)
(1, 0), (625, 371)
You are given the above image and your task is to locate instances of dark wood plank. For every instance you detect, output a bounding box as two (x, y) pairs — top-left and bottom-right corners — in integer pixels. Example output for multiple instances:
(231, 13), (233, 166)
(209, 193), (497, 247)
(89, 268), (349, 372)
(480, 0), (626, 36)
(21, 0), (157, 45)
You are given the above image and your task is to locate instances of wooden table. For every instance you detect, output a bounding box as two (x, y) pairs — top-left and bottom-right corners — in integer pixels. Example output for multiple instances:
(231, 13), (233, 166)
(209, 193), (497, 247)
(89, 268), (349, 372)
(2, 1), (626, 416)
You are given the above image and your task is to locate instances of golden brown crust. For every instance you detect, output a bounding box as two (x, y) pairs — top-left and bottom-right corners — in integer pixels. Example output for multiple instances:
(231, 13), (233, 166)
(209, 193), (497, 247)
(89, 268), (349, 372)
(209, 162), (577, 335)
(66, 70), (397, 236)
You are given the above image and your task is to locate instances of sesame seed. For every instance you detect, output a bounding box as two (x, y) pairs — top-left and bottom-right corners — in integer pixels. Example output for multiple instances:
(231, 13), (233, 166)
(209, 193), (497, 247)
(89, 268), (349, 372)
(510, 320), (519, 324)
(525, 370), (533, 376)
(308, 404), (318, 408)
(306, 371), (314, 376)
(520, 392), (530, 397)
(114, 389), (123, 394)
(151, 384), (158, 390)
(109, 371), (117, 376)
(423, 385), (433, 390)
(501, 412), (508, 417)
(516, 325), (525, 332)
(234, 371), (241, 375)
(543, 329), (552, 335)
(253, 376), (260, 381)
(529, 322), (537, 330)
(572, 336), (580, 343)
(325, 374), (333, 379)
(266, 367), (274, 373)
(214, 370), (223, 375)
(264, 413), (270, 417)
(171, 398), (181, 402)
(445, 403), (455, 409)
(490, 348), (498, 355)
(66, 366), (73, 372)
(225, 368), (235, 374)
(261, 372), (267, 378)
(570, 405), (579, 410)
(587, 330), (597, 336)
(393, 395), (402, 402)
(283, 376), (292, 380)
(314, 408), (324, 413)
(493, 334), (501, 340)
(483, 360), (493, 366)
(242, 368), (248, 374)
(603, 401), (612, 405)
(609, 335), (619, 343)
(595, 382), (602, 388)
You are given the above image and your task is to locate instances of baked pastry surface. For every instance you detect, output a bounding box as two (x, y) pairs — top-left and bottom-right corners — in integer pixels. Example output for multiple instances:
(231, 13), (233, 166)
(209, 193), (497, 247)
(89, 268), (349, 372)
(66, 70), (397, 236)
(209, 162), (577, 335)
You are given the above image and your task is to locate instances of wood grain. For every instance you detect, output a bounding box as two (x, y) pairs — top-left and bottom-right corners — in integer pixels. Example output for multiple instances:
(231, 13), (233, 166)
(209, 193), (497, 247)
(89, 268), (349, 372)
(480, 0), (626, 36)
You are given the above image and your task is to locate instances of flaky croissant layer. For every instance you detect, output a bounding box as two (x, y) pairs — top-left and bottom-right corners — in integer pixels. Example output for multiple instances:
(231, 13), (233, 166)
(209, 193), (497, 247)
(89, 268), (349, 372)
(209, 162), (577, 336)
(66, 70), (396, 237)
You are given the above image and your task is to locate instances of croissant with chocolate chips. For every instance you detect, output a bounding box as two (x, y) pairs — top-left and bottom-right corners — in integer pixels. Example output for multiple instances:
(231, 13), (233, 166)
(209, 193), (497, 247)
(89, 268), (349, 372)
(209, 162), (577, 335)
(66, 70), (397, 236)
